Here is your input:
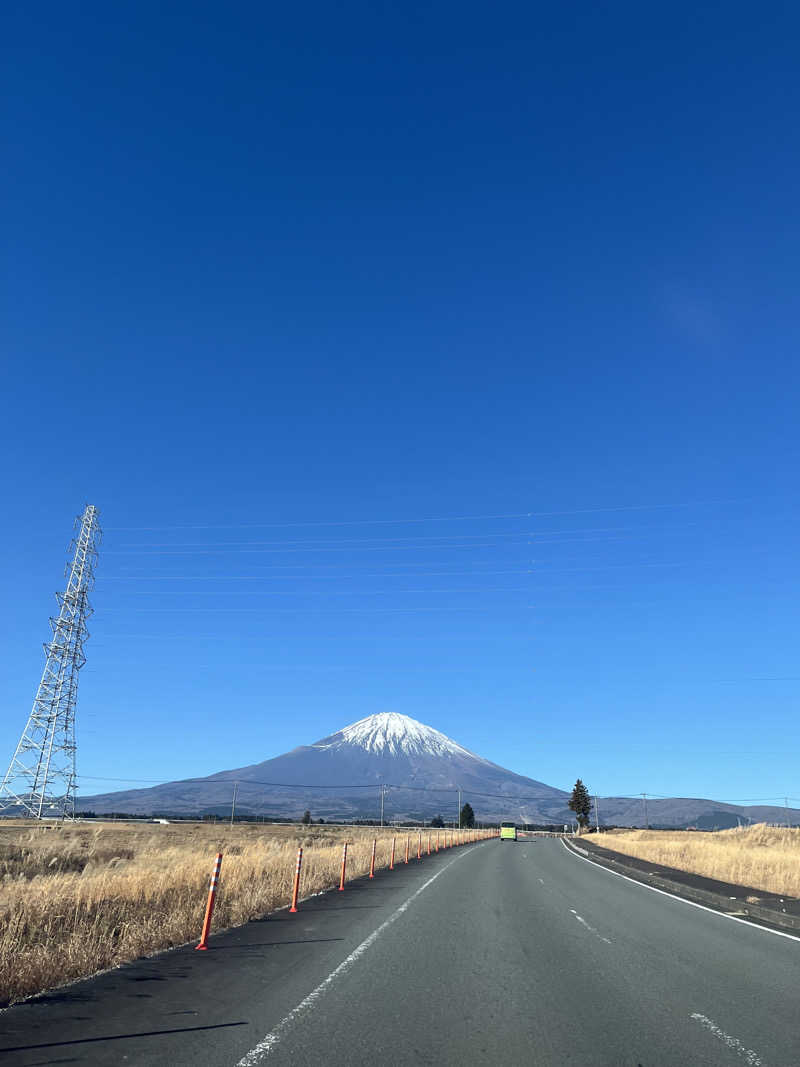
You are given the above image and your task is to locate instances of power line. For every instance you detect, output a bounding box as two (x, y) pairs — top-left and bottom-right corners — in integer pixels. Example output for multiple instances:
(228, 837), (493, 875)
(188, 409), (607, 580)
(97, 610), (533, 618)
(104, 511), (534, 531)
(103, 541), (515, 556)
(116, 531), (537, 548)
(98, 586), (532, 598)
(111, 523), (661, 550)
(76, 774), (800, 807)
(97, 568), (534, 581)
(103, 495), (762, 531)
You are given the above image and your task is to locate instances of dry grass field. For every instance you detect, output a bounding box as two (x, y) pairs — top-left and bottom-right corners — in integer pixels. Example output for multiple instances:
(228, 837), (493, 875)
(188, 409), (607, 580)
(588, 823), (800, 898)
(0, 819), (464, 1006)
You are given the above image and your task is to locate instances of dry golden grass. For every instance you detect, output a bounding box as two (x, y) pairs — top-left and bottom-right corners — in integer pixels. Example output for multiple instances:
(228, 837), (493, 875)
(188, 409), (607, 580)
(0, 820), (471, 1006)
(587, 823), (800, 898)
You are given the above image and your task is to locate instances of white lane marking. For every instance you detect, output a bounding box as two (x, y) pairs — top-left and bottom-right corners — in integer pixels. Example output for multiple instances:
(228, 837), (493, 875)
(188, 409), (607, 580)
(236, 849), (471, 1064)
(570, 908), (613, 944)
(560, 839), (800, 944)
(690, 1013), (763, 1065)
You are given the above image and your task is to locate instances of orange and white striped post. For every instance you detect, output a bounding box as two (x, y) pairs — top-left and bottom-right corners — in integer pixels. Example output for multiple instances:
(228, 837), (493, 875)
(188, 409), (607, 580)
(195, 852), (223, 951)
(436, 831), (440, 852)
(427, 834), (431, 856)
(390, 836), (396, 870)
(289, 846), (303, 913)
(417, 832), (422, 860)
(369, 837), (377, 879)
(405, 835), (410, 864)
(339, 841), (348, 891)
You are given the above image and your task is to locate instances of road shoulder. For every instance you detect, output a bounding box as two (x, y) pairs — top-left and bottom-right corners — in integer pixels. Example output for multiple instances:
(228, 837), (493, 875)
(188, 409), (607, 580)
(563, 836), (800, 934)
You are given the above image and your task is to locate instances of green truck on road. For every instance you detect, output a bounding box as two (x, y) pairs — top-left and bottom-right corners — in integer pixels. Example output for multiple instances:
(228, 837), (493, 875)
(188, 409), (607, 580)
(500, 821), (517, 841)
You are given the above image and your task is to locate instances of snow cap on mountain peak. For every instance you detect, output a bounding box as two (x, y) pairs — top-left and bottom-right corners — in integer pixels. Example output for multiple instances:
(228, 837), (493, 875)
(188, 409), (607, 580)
(317, 711), (484, 760)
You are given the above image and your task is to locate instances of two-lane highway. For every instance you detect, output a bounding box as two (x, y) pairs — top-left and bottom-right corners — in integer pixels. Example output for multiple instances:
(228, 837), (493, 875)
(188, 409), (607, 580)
(2, 839), (798, 1065)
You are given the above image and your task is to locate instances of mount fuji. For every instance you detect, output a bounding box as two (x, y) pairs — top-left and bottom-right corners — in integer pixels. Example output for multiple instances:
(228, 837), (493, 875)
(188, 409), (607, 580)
(80, 712), (566, 822)
(79, 712), (800, 828)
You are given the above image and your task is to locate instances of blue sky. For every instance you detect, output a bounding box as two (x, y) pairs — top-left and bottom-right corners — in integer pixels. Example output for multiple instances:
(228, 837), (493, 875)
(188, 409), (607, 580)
(2, 3), (799, 810)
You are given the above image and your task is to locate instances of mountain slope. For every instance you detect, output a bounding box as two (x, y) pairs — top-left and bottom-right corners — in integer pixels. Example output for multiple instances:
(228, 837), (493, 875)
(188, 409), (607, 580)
(80, 712), (565, 820)
(79, 712), (800, 828)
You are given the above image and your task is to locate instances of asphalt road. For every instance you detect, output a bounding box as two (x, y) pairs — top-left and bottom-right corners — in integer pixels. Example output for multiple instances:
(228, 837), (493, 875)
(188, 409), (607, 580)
(2, 838), (799, 1066)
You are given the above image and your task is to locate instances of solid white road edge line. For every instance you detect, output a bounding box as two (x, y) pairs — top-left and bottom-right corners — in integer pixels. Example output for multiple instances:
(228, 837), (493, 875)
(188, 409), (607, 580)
(560, 838), (800, 944)
(236, 848), (472, 1064)
(690, 1013), (763, 1065)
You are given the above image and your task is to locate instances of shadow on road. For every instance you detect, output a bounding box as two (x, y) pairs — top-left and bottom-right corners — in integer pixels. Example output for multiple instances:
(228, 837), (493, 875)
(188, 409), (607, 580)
(0, 1020), (248, 1054)
(210, 937), (346, 949)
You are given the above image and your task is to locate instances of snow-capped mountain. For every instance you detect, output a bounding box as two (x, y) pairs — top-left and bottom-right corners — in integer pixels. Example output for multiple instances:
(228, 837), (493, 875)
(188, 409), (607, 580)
(314, 712), (491, 761)
(80, 712), (565, 821)
(79, 712), (800, 828)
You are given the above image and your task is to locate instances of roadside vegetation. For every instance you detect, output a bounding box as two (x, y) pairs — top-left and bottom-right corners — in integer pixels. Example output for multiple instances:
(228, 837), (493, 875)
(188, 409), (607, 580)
(589, 823), (800, 898)
(0, 819), (453, 1006)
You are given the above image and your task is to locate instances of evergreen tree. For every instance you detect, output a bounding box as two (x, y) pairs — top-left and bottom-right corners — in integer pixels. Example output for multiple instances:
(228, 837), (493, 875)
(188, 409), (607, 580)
(568, 780), (592, 829)
(301, 809), (312, 824)
(460, 802), (475, 828)
(430, 814), (445, 828)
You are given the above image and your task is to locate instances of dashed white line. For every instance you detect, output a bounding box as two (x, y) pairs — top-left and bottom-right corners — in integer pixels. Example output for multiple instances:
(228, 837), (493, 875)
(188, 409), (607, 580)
(690, 1013), (763, 1065)
(570, 908), (613, 944)
(236, 849), (470, 1064)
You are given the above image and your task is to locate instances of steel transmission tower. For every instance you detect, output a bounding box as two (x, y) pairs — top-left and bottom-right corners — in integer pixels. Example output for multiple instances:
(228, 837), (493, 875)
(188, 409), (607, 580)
(0, 505), (101, 819)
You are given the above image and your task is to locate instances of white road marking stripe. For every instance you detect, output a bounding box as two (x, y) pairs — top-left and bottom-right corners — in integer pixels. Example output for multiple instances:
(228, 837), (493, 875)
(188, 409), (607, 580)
(236, 849), (471, 1064)
(561, 838), (800, 944)
(570, 909), (613, 944)
(690, 1013), (763, 1065)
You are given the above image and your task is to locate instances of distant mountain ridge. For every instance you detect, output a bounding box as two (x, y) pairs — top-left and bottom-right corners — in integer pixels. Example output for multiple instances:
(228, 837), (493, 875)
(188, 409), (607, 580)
(79, 712), (800, 829)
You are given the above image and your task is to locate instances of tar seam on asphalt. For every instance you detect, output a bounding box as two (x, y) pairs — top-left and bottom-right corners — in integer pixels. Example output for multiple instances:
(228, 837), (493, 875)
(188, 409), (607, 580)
(560, 839), (800, 944)
(236, 847), (474, 1065)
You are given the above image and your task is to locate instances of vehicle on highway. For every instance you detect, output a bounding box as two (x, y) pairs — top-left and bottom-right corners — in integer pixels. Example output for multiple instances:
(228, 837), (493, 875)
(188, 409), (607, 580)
(500, 821), (517, 841)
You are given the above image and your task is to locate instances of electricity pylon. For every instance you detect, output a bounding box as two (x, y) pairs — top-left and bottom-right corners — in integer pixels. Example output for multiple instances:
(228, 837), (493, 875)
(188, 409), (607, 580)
(0, 505), (101, 819)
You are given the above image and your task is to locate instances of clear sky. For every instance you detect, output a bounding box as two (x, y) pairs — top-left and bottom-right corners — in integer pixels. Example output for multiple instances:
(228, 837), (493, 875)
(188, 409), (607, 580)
(2, 3), (799, 809)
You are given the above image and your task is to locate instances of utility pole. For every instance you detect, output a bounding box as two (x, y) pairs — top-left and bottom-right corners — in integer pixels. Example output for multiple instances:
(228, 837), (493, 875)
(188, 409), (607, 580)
(380, 785), (386, 828)
(641, 792), (649, 829)
(785, 797), (790, 828)
(594, 795), (600, 832)
(457, 786), (462, 829)
(230, 782), (239, 827)
(0, 505), (101, 820)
